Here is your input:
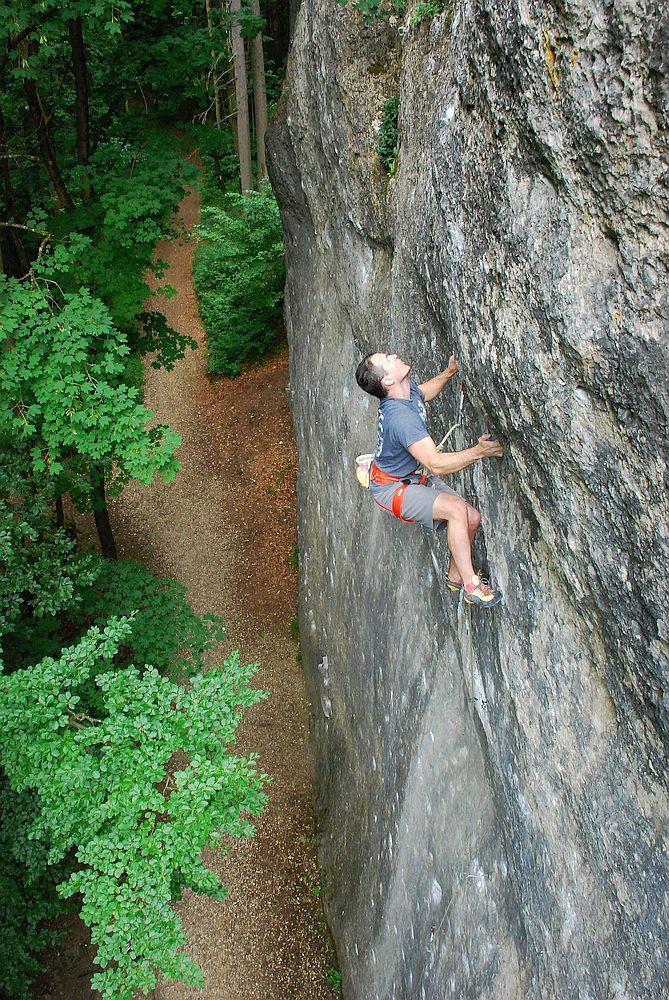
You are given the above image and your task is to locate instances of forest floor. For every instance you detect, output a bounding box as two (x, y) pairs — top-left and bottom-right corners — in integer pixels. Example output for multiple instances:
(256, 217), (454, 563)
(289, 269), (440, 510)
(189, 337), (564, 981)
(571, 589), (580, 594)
(33, 182), (338, 999)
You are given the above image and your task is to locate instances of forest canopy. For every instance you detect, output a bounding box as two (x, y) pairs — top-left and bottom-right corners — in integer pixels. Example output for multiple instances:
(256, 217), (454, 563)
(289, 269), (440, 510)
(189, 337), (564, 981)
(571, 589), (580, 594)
(0, 2), (286, 997)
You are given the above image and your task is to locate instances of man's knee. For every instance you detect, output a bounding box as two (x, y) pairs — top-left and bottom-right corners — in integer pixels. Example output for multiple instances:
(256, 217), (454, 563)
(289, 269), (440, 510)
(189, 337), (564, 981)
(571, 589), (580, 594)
(467, 505), (481, 531)
(433, 492), (469, 523)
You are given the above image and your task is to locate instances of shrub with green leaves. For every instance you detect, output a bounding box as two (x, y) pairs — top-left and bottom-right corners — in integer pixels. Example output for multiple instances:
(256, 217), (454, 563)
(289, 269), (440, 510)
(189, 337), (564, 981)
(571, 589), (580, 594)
(75, 557), (227, 678)
(185, 123), (241, 192)
(409, 0), (453, 26)
(0, 781), (72, 1000)
(0, 450), (100, 654)
(0, 447), (267, 998)
(336, 0), (406, 19)
(377, 96), (400, 175)
(0, 275), (182, 507)
(0, 618), (267, 1000)
(194, 188), (286, 376)
(32, 129), (197, 336)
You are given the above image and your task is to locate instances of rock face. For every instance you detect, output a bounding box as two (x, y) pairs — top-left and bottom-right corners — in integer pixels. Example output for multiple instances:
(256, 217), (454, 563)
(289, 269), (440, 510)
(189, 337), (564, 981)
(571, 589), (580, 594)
(266, 1), (668, 997)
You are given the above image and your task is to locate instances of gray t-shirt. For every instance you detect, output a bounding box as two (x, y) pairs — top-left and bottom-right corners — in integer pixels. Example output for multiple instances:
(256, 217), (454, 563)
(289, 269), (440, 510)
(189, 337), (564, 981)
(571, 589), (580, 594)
(371, 381), (428, 490)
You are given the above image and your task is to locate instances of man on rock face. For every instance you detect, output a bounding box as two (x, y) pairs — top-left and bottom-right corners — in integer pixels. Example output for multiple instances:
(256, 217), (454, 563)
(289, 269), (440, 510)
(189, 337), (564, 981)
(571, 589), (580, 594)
(355, 350), (504, 608)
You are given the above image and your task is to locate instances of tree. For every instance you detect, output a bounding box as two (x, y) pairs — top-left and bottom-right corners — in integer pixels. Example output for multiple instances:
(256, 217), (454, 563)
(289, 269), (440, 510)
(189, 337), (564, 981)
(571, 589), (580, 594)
(67, 15), (93, 197)
(0, 620), (266, 1000)
(0, 447), (268, 999)
(229, 0), (253, 192)
(0, 273), (184, 556)
(250, 0), (268, 184)
(22, 43), (76, 212)
(205, 0), (224, 130)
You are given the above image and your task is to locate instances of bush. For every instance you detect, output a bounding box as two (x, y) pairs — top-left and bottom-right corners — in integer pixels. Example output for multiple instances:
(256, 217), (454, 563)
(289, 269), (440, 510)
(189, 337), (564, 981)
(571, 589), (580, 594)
(377, 96), (400, 175)
(0, 618), (267, 1000)
(0, 782), (71, 1000)
(193, 188), (285, 376)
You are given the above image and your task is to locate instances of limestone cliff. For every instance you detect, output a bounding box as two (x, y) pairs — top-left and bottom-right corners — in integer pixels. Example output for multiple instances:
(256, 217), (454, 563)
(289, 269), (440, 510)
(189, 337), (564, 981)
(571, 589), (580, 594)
(266, 1), (668, 997)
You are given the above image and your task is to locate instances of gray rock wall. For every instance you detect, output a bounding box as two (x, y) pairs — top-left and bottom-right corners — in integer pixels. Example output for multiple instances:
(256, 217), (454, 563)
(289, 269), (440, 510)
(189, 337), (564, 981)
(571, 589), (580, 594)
(266, 1), (668, 997)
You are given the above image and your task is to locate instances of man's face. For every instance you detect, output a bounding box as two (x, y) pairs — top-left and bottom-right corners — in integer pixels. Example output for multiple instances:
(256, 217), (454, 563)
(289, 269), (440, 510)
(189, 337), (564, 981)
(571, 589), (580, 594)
(370, 352), (411, 387)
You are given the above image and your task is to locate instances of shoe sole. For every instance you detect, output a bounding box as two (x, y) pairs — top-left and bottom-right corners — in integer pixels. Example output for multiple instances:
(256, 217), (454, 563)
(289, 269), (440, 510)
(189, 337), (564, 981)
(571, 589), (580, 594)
(446, 580), (463, 592)
(463, 592), (503, 608)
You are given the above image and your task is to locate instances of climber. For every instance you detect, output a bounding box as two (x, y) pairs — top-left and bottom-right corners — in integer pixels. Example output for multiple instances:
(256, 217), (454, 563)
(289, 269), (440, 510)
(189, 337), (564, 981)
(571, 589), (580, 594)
(355, 351), (504, 608)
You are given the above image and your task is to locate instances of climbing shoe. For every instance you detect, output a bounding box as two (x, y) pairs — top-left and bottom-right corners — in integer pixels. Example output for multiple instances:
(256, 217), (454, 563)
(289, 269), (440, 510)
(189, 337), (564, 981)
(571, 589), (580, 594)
(446, 569), (482, 593)
(463, 575), (503, 608)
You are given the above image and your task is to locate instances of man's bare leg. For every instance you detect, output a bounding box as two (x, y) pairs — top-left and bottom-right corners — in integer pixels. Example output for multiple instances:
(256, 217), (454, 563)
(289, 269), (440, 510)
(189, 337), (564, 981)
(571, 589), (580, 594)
(437, 500), (480, 583)
(433, 493), (501, 605)
(432, 493), (479, 583)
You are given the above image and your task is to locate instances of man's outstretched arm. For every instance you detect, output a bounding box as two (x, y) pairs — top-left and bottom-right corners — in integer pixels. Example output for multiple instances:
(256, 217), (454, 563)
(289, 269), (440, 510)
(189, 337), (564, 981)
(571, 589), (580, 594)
(409, 433), (504, 477)
(417, 355), (458, 402)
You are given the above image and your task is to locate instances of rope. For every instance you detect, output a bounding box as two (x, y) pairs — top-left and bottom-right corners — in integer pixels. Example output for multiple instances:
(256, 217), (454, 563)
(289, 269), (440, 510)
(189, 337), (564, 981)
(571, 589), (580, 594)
(430, 383), (486, 951)
(418, 382), (465, 479)
(429, 599), (475, 948)
(435, 381), (465, 453)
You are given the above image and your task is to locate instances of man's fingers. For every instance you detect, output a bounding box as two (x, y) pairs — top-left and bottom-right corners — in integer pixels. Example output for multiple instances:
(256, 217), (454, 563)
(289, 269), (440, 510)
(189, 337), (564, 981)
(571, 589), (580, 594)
(478, 433), (504, 457)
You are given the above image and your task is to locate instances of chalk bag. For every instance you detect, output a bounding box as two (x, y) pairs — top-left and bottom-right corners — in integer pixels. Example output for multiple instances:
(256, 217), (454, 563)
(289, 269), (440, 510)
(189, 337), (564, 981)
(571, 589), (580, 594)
(355, 453), (373, 489)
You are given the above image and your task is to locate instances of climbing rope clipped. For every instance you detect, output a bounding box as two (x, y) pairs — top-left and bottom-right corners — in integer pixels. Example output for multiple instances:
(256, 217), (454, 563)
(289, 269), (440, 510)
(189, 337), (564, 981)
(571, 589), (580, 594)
(429, 600), (475, 946)
(430, 383), (493, 949)
(435, 381), (465, 453)
(417, 381), (465, 479)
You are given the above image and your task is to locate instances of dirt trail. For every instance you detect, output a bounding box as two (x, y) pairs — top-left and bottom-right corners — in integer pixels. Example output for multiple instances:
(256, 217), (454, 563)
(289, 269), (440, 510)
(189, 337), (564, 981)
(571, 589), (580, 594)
(99, 184), (334, 999)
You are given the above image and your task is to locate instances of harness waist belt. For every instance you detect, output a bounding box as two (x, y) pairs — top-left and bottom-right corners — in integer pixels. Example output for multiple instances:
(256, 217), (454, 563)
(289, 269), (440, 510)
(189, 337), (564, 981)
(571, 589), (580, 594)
(370, 461), (422, 486)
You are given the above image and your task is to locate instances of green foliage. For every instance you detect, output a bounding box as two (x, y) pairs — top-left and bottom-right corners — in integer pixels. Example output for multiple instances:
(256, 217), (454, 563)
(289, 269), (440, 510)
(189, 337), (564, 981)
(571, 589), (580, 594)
(75, 558), (227, 678)
(336, 0), (406, 19)
(46, 131), (197, 333)
(134, 309), (197, 372)
(409, 0), (453, 25)
(0, 781), (71, 1000)
(0, 619), (268, 1000)
(194, 188), (285, 377)
(0, 275), (181, 505)
(326, 966), (343, 990)
(186, 123), (241, 191)
(377, 95), (400, 175)
(336, 0), (449, 25)
(0, 450), (100, 657)
(0, 434), (267, 997)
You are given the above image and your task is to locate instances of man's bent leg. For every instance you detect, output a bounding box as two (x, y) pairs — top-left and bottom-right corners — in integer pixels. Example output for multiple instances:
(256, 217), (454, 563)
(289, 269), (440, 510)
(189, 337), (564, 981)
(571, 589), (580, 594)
(432, 492), (477, 583)
(433, 493), (502, 606)
(446, 505), (480, 583)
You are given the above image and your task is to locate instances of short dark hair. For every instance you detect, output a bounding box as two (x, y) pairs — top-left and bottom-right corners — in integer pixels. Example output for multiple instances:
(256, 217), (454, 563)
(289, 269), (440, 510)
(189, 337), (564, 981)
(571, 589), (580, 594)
(356, 353), (387, 399)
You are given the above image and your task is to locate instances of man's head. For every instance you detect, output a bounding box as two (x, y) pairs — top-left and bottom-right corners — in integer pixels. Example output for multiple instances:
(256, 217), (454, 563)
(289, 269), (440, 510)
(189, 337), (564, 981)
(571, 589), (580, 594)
(356, 352), (411, 398)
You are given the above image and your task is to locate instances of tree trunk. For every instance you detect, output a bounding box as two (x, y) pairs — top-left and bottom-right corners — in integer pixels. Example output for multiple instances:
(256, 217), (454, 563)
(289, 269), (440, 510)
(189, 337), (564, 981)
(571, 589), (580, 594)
(205, 0), (223, 130)
(93, 472), (117, 560)
(0, 102), (29, 275)
(250, 0), (268, 185)
(55, 493), (64, 529)
(67, 16), (92, 198)
(22, 45), (75, 212)
(229, 0), (253, 192)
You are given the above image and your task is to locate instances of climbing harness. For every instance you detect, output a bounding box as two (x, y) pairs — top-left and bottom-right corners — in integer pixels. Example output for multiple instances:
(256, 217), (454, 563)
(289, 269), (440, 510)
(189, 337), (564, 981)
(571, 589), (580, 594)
(369, 460), (428, 522)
